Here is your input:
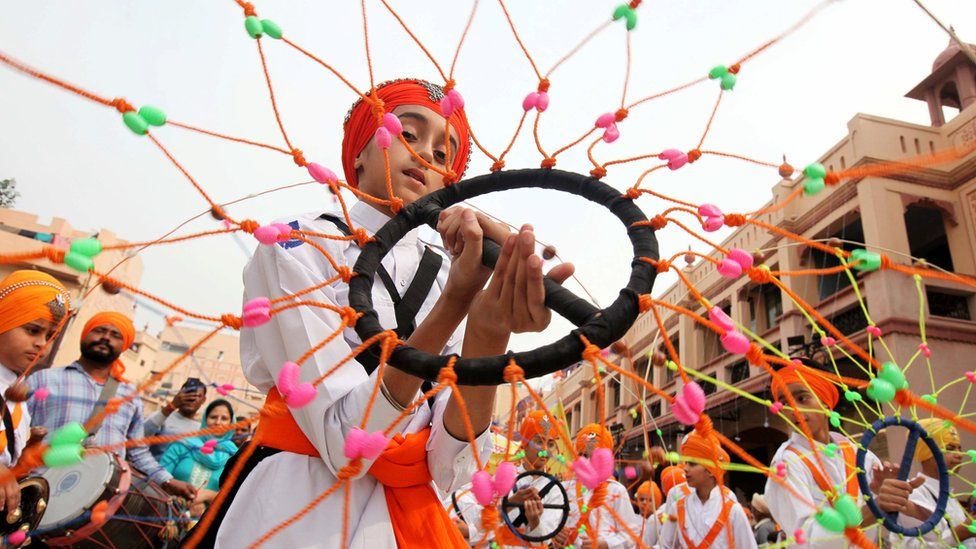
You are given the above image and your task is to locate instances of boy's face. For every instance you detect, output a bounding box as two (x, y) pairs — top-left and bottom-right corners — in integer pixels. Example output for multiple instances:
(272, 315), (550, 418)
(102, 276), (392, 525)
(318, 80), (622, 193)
(786, 383), (829, 436)
(522, 434), (557, 470)
(636, 492), (654, 516)
(684, 463), (713, 489)
(0, 318), (57, 374)
(354, 104), (460, 212)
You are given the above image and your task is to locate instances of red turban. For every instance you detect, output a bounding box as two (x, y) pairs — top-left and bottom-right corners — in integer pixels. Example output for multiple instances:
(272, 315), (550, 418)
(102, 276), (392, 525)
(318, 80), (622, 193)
(82, 312), (135, 381)
(575, 423), (613, 454)
(659, 465), (686, 497)
(0, 270), (70, 335)
(771, 364), (840, 410)
(519, 410), (560, 443)
(681, 430), (729, 482)
(341, 79), (472, 188)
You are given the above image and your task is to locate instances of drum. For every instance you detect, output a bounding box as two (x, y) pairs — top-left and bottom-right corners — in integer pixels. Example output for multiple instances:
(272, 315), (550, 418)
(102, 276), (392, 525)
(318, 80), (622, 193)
(37, 453), (187, 548)
(0, 477), (50, 546)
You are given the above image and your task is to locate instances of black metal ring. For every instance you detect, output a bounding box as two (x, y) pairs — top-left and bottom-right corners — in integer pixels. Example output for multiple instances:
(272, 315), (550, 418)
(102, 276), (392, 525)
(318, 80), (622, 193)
(349, 168), (659, 385)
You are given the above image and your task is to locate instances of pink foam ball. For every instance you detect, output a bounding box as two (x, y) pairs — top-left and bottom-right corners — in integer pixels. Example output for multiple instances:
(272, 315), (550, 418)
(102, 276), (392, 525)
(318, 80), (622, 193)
(727, 248), (754, 270)
(717, 258), (743, 279)
(721, 331), (750, 354)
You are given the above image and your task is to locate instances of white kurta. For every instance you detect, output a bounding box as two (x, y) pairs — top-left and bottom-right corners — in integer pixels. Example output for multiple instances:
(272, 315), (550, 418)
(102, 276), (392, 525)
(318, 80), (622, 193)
(640, 509), (665, 547)
(565, 479), (643, 549)
(451, 469), (567, 547)
(657, 485), (756, 549)
(216, 202), (492, 548)
(0, 366), (28, 467)
(896, 473), (975, 548)
(764, 432), (881, 549)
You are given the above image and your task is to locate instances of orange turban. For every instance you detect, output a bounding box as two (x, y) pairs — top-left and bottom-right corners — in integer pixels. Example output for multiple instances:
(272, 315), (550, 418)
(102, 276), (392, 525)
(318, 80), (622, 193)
(659, 465), (686, 497)
(637, 481), (663, 509)
(681, 430), (730, 482)
(575, 423), (613, 454)
(519, 410), (560, 443)
(0, 270), (70, 334)
(81, 312), (135, 381)
(771, 364), (840, 410)
(341, 79), (472, 188)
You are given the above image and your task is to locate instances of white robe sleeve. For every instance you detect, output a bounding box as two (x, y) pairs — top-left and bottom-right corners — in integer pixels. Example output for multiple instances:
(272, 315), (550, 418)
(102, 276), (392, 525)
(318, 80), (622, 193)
(602, 481), (641, 549)
(728, 503), (759, 549)
(242, 239), (414, 478)
(427, 385), (492, 495)
(657, 493), (679, 549)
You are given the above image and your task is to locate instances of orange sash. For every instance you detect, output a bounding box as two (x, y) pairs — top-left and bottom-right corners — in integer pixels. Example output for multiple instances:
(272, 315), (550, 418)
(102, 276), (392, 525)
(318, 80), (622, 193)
(258, 389), (466, 548)
(677, 491), (734, 549)
(788, 442), (859, 498)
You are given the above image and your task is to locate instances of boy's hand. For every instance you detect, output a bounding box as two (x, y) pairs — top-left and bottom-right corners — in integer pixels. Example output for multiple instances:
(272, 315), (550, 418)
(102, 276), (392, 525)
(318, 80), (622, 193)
(437, 207), (510, 256)
(466, 224), (573, 340)
(440, 209), (493, 303)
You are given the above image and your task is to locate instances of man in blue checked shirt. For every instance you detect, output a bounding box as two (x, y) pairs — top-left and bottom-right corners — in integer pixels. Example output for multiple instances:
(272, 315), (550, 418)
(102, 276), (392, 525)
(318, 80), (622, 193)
(26, 311), (197, 499)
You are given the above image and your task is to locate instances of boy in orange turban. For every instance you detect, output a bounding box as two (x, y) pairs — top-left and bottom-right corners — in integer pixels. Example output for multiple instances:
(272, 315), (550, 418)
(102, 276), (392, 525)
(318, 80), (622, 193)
(764, 358), (927, 548)
(27, 310), (197, 500)
(0, 270), (70, 520)
(636, 480), (664, 546)
(207, 78), (575, 547)
(553, 423), (641, 548)
(658, 426), (756, 548)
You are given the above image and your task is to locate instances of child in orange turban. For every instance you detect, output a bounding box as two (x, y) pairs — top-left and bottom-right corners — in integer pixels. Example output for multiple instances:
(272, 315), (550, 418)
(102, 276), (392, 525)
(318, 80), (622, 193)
(0, 270), (70, 374)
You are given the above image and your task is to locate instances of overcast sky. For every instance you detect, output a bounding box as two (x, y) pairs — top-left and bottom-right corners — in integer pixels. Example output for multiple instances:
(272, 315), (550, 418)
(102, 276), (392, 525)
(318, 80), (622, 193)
(2, 0), (974, 355)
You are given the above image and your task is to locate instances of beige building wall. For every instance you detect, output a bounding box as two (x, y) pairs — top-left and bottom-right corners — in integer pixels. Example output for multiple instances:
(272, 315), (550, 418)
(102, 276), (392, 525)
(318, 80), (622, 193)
(0, 208), (143, 368)
(496, 43), (976, 498)
(126, 325), (263, 415)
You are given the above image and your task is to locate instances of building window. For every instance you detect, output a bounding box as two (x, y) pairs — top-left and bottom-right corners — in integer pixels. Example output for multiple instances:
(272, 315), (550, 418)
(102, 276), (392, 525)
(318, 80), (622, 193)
(701, 379), (717, 395)
(927, 289), (972, 321)
(609, 380), (621, 412)
(633, 354), (650, 382)
(762, 285), (783, 329)
(905, 204), (954, 272)
(161, 341), (190, 354)
(831, 304), (870, 336)
(701, 304), (729, 363)
(809, 217), (865, 300)
(727, 360), (749, 384)
(650, 401), (662, 419)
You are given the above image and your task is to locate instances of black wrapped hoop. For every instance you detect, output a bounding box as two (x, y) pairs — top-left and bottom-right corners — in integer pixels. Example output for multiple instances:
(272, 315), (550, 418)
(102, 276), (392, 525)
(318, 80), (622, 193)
(349, 168), (659, 385)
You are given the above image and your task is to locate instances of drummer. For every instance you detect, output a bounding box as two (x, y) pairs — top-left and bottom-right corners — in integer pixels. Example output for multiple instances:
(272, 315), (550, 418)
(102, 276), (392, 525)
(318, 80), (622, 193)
(0, 271), (71, 518)
(26, 311), (197, 499)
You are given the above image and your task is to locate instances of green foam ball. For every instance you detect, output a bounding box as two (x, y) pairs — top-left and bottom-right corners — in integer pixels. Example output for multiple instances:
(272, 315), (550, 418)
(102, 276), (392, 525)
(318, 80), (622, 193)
(138, 105), (167, 127)
(122, 111), (148, 135)
(51, 422), (87, 446)
(823, 443), (838, 458)
(70, 237), (102, 257)
(921, 394), (937, 405)
(835, 494), (862, 527)
(720, 72), (737, 91)
(866, 378), (896, 403)
(844, 390), (862, 403)
(803, 178), (825, 196)
(814, 507), (846, 533)
(64, 252), (94, 273)
(244, 16), (263, 38)
(261, 19), (283, 39)
(708, 65), (728, 79)
(879, 362), (907, 391)
(850, 249), (881, 272)
(829, 412), (841, 428)
(803, 163), (827, 179)
(43, 444), (84, 468)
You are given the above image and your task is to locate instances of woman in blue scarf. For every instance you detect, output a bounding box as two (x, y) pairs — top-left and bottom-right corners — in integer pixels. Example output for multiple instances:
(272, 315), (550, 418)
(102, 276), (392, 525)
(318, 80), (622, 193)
(160, 399), (238, 494)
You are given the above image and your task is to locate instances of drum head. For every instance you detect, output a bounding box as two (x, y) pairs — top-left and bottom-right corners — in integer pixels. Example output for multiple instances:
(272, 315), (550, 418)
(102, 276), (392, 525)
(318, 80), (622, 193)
(39, 453), (118, 528)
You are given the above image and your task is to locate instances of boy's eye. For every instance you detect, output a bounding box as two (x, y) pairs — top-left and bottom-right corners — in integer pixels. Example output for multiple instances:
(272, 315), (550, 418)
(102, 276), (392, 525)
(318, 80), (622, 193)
(434, 150), (447, 163)
(402, 130), (416, 140)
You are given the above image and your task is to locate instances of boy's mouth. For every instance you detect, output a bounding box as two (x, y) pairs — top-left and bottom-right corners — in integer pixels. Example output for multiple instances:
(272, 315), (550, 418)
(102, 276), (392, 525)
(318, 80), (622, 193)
(402, 168), (426, 186)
